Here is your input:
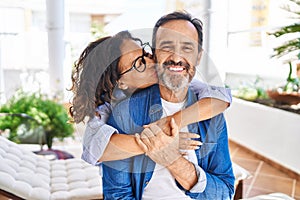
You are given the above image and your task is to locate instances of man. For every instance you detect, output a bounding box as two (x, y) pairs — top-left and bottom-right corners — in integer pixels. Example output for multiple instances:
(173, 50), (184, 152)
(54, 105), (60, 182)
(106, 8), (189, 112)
(102, 11), (235, 199)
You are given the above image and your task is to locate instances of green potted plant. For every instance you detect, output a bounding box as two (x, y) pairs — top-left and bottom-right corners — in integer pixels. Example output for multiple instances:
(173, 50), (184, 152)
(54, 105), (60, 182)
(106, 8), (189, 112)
(268, 0), (300, 104)
(0, 90), (74, 149)
(232, 76), (268, 101)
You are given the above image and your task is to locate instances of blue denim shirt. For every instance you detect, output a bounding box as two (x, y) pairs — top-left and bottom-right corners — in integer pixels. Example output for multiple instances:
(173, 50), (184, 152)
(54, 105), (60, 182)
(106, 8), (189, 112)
(103, 84), (235, 200)
(82, 79), (232, 166)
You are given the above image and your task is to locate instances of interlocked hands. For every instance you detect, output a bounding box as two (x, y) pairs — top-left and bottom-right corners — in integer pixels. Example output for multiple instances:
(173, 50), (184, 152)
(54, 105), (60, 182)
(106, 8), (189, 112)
(135, 118), (201, 167)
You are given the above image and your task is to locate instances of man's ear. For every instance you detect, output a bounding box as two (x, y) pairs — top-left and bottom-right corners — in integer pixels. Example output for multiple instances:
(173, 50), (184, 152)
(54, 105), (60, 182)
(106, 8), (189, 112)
(117, 80), (128, 90)
(196, 49), (203, 65)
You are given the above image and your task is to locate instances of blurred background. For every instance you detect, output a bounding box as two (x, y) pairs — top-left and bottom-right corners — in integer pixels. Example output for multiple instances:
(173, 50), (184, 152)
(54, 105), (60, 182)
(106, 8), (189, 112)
(0, 0), (298, 102)
(0, 0), (300, 199)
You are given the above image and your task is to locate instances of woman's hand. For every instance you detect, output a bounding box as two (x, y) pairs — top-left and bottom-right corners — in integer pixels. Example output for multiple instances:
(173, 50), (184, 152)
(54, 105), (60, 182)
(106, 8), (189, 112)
(179, 132), (202, 150)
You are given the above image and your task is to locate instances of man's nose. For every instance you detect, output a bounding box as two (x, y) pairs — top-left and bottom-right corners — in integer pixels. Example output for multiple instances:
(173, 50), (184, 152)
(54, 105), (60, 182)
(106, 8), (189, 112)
(170, 51), (184, 64)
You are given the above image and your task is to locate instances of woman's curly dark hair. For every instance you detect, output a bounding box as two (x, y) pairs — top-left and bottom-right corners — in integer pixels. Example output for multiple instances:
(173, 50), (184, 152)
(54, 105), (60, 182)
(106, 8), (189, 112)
(69, 31), (142, 123)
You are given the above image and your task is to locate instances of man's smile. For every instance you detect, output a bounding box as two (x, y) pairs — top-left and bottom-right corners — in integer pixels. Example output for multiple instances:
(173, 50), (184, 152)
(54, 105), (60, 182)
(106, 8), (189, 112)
(168, 66), (186, 72)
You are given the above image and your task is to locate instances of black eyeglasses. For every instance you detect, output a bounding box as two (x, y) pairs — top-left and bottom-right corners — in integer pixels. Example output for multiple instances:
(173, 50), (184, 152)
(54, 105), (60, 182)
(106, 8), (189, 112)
(119, 42), (152, 76)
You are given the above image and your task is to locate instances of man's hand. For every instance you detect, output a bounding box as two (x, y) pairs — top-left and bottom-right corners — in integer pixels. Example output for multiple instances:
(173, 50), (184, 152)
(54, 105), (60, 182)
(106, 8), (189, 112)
(135, 120), (202, 154)
(147, 116), (173, 136)
(135, 119), (199, 190)
(135, 118), (181, 166)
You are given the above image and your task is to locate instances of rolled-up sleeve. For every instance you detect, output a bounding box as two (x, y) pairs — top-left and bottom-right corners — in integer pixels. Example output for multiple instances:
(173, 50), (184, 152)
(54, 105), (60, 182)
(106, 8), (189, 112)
(81, 116), (118, 165)
(190, 79), (232, 105)
(189, 163), (207, 193)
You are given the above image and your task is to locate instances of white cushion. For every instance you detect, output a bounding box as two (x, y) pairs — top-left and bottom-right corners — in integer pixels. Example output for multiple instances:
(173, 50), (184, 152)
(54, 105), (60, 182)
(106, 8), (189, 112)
(232, 162), (252, 181)
(0, 136), (102, 200)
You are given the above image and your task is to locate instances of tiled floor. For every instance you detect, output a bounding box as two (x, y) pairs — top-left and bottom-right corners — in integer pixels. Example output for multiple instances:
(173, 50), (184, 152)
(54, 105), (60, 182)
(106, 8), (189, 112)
(229, 140), (300, 199)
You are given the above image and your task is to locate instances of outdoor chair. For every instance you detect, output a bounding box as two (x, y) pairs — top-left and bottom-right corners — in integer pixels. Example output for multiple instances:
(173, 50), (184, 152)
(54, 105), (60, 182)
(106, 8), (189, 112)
(0, 134), (252, 200)
(233, 162), (252, 200)
(0, 136), (103, 200)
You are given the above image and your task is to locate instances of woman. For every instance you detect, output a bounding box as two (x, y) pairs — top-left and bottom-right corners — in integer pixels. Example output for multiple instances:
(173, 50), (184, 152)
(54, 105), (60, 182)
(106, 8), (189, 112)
(69, 31), (231, 164)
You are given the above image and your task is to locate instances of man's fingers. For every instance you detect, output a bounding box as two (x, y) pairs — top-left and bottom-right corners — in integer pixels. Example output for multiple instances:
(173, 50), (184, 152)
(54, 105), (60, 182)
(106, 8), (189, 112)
(140, 128), (155, 150)
(180, 132), (200, 139)
(141, 127), (156, 138)
(170, 118), (179, 137)
(148, 124), (163, 136)
(135, 133), (149, 153)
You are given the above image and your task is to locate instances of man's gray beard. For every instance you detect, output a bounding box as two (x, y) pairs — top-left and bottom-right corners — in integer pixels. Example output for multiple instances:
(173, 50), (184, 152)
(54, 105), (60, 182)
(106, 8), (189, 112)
(161, 73), (189, 92)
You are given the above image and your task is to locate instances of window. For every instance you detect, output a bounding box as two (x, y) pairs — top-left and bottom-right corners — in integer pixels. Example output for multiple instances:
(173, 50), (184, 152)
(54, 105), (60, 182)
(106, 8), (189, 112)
(226, 0), (297, 88)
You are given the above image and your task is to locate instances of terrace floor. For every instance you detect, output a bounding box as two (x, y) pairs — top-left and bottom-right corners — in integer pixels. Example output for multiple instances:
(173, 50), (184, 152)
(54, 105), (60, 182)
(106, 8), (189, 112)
(229, 140), (300, 199)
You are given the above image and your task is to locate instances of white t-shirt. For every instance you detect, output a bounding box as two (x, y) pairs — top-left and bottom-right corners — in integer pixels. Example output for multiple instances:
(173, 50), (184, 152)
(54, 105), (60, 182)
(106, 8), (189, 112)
(142, 98), (197, 200)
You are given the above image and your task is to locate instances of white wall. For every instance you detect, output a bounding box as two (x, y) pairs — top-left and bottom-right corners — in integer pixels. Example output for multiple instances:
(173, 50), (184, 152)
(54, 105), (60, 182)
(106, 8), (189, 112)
(225, 98), (300, 174)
